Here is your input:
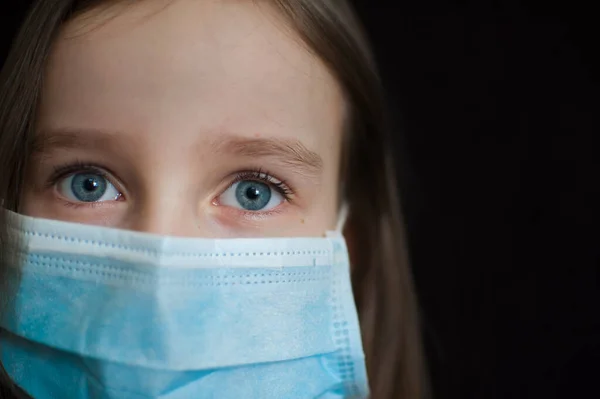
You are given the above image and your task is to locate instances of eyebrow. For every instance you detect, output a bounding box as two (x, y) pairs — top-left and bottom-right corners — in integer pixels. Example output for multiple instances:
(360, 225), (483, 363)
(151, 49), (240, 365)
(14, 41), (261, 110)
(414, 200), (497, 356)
(31, 129), (125, 155)
(211, 136), (323, 178)
(31, 129), (324, 177)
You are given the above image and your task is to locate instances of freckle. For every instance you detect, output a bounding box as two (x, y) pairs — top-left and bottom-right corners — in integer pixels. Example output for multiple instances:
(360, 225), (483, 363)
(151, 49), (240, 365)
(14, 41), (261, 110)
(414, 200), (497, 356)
(300, 219), (305, 224)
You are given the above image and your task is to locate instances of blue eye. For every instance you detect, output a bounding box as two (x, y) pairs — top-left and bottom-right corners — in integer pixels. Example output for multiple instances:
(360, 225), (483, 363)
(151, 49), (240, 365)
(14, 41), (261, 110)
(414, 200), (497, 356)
(219, 180), (284, 211)
(57, 173), (121, 203)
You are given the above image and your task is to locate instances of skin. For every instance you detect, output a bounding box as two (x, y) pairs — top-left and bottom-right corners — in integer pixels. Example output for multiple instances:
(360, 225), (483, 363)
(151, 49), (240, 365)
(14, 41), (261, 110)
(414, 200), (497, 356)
(21, 0), (346, 238)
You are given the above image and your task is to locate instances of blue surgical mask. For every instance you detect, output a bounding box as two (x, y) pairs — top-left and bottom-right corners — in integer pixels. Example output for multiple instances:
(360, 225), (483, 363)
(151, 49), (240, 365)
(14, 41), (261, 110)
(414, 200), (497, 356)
(0, 209), (368, 399)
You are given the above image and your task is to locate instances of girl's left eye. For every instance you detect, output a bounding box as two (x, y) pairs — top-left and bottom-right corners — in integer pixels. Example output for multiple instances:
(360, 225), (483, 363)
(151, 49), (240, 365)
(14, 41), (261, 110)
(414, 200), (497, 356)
(218, 180), (284, 211)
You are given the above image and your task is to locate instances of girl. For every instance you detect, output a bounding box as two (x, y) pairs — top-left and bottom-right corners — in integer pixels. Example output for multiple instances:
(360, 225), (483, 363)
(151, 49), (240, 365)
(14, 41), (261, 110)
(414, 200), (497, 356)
(0, 1), (427, 398)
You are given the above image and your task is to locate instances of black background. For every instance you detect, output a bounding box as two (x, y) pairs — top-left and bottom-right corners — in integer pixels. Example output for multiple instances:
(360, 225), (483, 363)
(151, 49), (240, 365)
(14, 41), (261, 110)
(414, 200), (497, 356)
(2, 1), (598, 398)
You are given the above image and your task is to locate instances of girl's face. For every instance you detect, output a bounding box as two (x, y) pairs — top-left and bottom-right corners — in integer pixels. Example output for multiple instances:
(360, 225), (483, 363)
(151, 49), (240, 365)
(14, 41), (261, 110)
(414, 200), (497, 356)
(21, 0), (346, 238)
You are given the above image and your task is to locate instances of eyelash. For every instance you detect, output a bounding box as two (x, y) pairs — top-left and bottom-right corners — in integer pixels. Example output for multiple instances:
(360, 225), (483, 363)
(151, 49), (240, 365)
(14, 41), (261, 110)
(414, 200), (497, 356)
(47, 161), (112, 189)
(46, 162), (295, 202)
(228, 168), (294, 200)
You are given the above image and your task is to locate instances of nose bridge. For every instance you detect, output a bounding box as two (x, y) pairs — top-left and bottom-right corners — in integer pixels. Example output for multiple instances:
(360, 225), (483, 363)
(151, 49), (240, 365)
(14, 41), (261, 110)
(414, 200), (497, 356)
(125, 170), (200, 237)
(119, 127), (211, 237)
(130, 195), (195, 237)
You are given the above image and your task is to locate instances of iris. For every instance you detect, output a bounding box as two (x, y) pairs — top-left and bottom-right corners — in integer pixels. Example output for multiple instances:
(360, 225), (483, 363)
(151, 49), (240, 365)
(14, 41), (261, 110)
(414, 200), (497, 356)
(235, 181), (272, 211)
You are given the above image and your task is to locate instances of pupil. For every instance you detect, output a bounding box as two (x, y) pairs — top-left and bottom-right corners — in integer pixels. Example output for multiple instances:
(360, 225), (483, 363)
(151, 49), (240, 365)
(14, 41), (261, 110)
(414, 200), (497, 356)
(246, 186), (260, 200)
(83, 178), (99, 192)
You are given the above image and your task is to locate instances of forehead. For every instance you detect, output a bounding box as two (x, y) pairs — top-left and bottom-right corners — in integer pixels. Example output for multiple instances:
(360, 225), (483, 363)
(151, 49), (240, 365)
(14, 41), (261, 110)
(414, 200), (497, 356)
(38, 0), (344, 148)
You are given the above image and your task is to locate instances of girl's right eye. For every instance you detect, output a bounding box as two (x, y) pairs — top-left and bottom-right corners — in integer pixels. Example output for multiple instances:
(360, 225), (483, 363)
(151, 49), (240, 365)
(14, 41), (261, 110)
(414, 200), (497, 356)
(57, 172), (122, 203)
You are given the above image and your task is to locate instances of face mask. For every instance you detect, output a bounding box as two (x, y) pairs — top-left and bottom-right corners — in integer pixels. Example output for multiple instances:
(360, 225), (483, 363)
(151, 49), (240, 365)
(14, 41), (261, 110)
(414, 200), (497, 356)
(0, 209), (368, 399)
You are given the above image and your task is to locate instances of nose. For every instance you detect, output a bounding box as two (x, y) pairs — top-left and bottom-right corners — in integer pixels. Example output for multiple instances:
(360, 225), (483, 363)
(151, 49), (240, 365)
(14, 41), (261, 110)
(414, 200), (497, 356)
(125, 190), (203, 237)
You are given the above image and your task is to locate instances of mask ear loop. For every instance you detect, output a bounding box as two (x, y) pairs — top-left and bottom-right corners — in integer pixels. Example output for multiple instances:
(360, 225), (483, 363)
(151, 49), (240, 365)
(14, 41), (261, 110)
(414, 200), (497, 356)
(335, 203), (349, 233)
(326, 203), (349, 238)
(328, 167), (348, 237)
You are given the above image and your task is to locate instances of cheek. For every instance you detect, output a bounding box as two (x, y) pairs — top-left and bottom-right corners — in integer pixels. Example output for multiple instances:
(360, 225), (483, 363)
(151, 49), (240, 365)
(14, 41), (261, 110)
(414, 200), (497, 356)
(19, 191), (38, 217)
(20, 178), (52, 217)
(295, 193), (339, 236)
(20, 193), (124, 227)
